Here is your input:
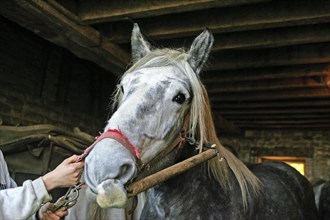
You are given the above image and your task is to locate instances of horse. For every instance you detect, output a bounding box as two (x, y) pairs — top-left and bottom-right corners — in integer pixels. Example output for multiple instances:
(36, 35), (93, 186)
(82, 23), (318, 219)
(313, 179), (330, 220)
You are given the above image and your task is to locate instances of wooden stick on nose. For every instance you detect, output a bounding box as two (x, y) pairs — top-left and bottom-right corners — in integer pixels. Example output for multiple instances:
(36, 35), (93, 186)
(126, 148), (218, 197)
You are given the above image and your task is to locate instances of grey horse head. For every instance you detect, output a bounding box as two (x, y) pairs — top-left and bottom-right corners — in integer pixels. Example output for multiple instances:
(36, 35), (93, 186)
(84, 23), (213, 208)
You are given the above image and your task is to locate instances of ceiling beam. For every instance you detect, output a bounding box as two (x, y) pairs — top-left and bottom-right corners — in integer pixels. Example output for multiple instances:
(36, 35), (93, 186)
(209, 87), (330, 101)
(209, 43), (330, 70)
(213, 23), (330, 50)
(202, 64), (329, 83)
(206, 77), (327, 93)
(155, 23), (330, 51)
(102, 1), (330, 42)
(211, 100), (330, 110)
(0, 0), (130, 76)
(233, 119), (330, 125)
(219, 108), (330, 115)
(77, 0), (269, 24)
(223, 113), (330, 120)
(233, 123), (330, 129)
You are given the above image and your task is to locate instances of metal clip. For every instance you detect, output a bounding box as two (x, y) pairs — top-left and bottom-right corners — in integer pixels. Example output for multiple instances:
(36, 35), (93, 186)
(50, 183), (83, 212)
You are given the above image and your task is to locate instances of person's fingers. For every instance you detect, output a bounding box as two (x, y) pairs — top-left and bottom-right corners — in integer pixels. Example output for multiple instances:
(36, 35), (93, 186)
(44, 210), (61, 220)
(64, 154), (79, 163)
(72, 162), (84, 171)
(55, 209), (68, 217)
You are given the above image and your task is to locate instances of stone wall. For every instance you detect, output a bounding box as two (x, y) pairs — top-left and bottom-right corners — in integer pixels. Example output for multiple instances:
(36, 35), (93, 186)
(0, 16), (118, 135)
(221, 129), (330, 181)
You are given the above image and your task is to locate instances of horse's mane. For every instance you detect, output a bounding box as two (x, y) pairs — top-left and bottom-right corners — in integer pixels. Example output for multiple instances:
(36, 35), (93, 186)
(112, 48), (261, 210)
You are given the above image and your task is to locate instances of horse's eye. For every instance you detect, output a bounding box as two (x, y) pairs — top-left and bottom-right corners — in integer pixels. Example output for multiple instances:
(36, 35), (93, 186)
(173, 93), (186, 104)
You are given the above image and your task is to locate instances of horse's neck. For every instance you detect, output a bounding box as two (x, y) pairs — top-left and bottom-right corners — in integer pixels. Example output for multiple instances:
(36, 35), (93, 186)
(136, 147), (181, 181)
(142, 160), (247, 219)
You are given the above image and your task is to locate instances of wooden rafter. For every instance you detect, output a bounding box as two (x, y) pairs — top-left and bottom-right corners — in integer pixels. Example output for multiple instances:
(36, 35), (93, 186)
(209, 87), (330, 101)
(0, 0), (130, 76)
(77, 0), (269, 24)
(101, 1), (330, 43)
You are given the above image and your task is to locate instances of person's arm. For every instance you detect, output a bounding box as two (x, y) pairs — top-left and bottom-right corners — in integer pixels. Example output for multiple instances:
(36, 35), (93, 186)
(0, 177), (52, 219)
(35, 155), (84, 220)
(0, 153), (83, 220)
(42, 155), (84, 191)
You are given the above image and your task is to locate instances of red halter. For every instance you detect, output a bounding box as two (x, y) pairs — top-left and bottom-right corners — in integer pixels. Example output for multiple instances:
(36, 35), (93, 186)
(77, 129), (141, 163)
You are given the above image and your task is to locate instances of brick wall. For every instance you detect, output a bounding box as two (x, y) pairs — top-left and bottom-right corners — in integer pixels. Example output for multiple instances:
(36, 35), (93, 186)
(221, 130), (330, 181)
(0, 16), (118, 135)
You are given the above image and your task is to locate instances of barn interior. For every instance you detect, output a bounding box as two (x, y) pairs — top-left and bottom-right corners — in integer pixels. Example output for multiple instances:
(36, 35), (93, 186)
(0, 0), (329, 200)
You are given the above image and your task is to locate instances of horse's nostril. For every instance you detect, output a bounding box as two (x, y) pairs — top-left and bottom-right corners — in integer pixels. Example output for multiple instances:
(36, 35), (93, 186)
(119, 164), (129, 174)
(116, 162), (136, 182)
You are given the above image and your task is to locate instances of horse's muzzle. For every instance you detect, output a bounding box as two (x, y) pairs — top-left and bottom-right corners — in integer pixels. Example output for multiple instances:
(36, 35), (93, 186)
(83, 138), (138, 208)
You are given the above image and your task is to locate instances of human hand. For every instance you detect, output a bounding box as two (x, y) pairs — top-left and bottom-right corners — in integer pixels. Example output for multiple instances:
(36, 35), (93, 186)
(42, 155), (84, 191)
(37, 202), (68, 220)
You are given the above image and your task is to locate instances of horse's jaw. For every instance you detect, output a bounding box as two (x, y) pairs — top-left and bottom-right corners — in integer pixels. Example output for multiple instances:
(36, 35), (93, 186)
(84, 138), (138, 208)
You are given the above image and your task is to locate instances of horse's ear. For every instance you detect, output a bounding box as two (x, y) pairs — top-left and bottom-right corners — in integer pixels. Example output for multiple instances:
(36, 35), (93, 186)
(187, 29), (214, 75)
(131, 23), (152, 63)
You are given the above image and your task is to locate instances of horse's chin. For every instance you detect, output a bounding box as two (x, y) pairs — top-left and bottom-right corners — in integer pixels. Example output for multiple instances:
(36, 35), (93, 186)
(86, 179), (128, 208)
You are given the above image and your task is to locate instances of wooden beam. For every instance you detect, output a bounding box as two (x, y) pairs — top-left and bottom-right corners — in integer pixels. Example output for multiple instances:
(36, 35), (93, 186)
(0, 0), (130, 76)
(234, 123), (330, 129)
(156, 23), (330, 51)
(232, 119), (330, 125)
(213, 23), (330, 50)
(206, 77), (327, 93)
(219, 108), (330, 115)
(232, 120), (330, 130)
(201, 64), (329, 83)
(77, 0), (268, 24)
(222, 113), (330, 120)
(209, 87), (330, 101)
(211, 100), (330, 110)
(102, 1), (330, 43)
(209, 43), (330, 70)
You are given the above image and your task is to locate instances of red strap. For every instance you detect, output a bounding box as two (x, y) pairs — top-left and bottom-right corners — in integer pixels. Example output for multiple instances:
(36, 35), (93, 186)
(77, 129), (141, 163)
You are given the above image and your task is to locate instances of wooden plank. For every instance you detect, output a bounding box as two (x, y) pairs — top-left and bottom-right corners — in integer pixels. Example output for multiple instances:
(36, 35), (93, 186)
(231, 119), (330, 125)
(232, 121), (330, 129)
(206, 77), (326, 93)
(219, 108), (330, 115)
(234, 123), (330, 129)
(77, 0), (268, 24)
(156, 23), (330, 51)
(222, 113), (330, 120)
(213, 23), (330, 50)
(103, 1), (330, 42)
(202, 64), (329, 83)
(211, 100), (330, 109)
(209, 87), (330, 101)
(0, 0), (130, 76)
(209, 43), (330, 70)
